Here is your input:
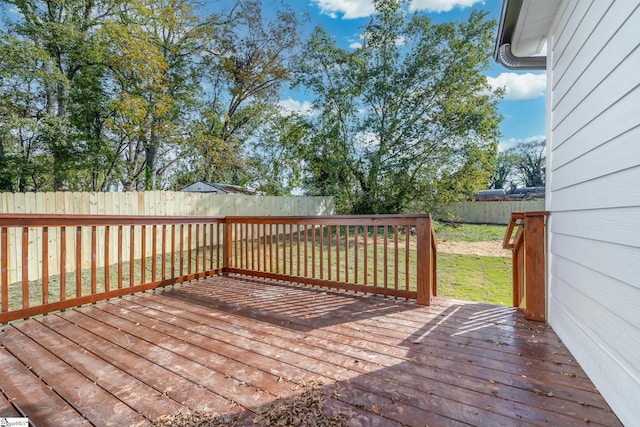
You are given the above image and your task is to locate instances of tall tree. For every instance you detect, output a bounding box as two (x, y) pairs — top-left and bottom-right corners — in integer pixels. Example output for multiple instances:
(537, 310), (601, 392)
(182, 0), (301, 186)
(490, 150), (517, 190)
(509, 139), (546, 187)
(0, 0), (119, 190)
(296, 0), (501, 214)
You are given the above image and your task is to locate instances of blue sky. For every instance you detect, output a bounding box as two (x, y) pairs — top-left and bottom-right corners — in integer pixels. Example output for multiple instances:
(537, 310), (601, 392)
(274, 0), (547, 151)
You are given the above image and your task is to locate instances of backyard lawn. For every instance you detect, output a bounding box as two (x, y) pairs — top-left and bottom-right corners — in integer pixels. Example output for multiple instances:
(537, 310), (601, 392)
(434, 222), (512, 306)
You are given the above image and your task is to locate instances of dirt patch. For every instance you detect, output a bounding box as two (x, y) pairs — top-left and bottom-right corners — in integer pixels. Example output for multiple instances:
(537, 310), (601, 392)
(437, 239), (510, 257)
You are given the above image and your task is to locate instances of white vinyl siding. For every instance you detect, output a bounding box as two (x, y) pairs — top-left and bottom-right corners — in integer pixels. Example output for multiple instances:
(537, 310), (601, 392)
(546, 0), (640, 425)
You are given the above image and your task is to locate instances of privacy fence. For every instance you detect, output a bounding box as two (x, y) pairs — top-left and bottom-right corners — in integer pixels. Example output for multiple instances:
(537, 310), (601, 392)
(0, 191), (334, 283)
(435, 200), (546, 225)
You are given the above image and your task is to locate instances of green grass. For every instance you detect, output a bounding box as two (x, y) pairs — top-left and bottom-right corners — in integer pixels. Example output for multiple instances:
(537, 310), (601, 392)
(434, 221), (506, 242)
(436, 253), (512, 306)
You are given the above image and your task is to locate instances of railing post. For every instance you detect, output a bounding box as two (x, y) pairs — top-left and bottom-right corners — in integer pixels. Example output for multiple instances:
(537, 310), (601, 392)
(223, 219), (232, 274)
(523, 212), (547, 321)
(416, 216), (433, 306)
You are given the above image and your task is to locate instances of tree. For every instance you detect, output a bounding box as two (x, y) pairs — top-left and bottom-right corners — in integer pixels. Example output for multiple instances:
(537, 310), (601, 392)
(0, 0), (121, 190)
(509, 139), (546, 187)
(296, 0), (500, 214)
(489, 150), (517, 190)
(183, 0), (301, 186)
(246, 112), (310, 195)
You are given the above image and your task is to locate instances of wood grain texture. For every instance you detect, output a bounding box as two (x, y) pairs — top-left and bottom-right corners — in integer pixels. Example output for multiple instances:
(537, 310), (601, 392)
(0, 277), (622, 426)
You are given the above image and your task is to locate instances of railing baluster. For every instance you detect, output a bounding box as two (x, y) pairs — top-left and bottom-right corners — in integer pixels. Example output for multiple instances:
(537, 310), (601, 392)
(141, 225), (146, 284)
(76, 226), (82, 297)
(354, 227), (358, 285)
(251, 223), (256, 271)
(202, 223), (207, 273)
(42, 227), (49, 304)
(246, 223), (250, 271)
(311, 224), (315, 279)
(91, 226), (97, 297)
(61, 226), (67, 301)
(162, 224), (167, 280)
(383, 226), (388, 290)
(319, 225), (323, 280)
(405, 229), (410, 292)
(1, 227), (7, 312)
(195, 224), (200, 274)
(21, 227), (29, 309)
(335, 225), (340, 283)
(394, 226), (399, 293)
(345, 226), (349, 284)
(327, 225), (331, 281)
(304, 225), (308, 278)
(152, 225), (157, 282)
(117, 225), (122, 289)
(209, 224), (218, 270)
(363, 227), (368, 286)
(179, 224), (184, 276)
(105, 226), (110, 292)
(130, 225), (135, 287)
(187, 224), (192, 275)
(373, 226), (378, 288)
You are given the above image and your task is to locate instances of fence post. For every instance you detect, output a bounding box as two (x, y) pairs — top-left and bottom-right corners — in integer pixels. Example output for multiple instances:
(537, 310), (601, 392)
(523, 212), (547, 321)
(416, 216), (433, 306)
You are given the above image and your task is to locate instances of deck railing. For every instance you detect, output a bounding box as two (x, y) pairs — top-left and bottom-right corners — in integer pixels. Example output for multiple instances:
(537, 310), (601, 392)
(503, 211), (549, 321)
(0, 214), (436, 323)
(0, 214), (226, 323)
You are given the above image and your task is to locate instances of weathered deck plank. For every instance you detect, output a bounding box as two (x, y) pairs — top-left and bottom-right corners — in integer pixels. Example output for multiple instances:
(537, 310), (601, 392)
(0, 275), (622, 426)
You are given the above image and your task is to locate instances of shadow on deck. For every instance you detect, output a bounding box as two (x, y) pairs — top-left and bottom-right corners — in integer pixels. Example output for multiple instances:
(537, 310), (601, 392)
(0, 275), (620, 426)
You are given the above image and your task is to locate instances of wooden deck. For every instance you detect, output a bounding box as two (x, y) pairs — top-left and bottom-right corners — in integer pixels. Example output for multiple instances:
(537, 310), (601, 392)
(0, 275), (620, 426)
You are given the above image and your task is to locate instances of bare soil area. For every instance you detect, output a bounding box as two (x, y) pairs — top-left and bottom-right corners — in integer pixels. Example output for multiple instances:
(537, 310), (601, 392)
(437, 239), (510, 257)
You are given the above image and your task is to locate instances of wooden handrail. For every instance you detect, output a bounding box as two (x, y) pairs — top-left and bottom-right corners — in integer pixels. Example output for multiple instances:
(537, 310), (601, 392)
(0, 215), (226, 323)
(225, 215), (436, 305)
(0, 214), (438, 323)
(504, 211), (549, 321)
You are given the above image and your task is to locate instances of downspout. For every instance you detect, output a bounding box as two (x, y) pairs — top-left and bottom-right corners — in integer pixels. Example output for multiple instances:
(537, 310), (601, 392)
(494, 0), (547, 70)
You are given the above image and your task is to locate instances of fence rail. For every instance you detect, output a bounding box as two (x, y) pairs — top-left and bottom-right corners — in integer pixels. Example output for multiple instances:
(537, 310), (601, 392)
(0, 214), (437, 323)
(503, 211), (549, 321)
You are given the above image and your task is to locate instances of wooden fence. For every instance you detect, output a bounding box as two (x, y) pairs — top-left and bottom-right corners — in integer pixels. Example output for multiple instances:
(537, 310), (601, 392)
(0, 192), (334, 283)
(0, 214), (437, 323)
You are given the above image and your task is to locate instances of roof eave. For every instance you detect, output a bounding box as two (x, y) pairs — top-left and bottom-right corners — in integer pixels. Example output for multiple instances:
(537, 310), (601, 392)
(494, 0), (547, 70)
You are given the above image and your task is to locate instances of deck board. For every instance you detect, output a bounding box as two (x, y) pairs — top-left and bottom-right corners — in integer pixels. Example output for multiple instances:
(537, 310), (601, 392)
(0, 275), (622, 426)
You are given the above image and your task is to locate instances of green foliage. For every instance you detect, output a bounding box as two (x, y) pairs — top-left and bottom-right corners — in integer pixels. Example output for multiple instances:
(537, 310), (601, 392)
(0, 0), (502, 198)
(295, 0), (501, 213)
(490, 150), (517, 190)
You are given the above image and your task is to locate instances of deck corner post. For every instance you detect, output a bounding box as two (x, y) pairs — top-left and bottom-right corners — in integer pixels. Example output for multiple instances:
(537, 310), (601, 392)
(523, 212), (547, 322)
(223, 219), (232, 275)
(416, 216), (433, 306)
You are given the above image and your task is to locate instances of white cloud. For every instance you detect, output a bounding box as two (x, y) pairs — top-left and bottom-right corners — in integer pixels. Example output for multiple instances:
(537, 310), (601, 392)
(278, 98), (314, 116)
(409, 0), (484, 13)
(499, 135), (546, 151)
(313, 0), (486, 19)
(312, 0), (376, 19)
(486, 72), (546, 100)
(349, 41), (363, 49)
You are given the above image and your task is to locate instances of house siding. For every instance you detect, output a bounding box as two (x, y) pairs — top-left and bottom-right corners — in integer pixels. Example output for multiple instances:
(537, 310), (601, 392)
(546, 1), (640, 425)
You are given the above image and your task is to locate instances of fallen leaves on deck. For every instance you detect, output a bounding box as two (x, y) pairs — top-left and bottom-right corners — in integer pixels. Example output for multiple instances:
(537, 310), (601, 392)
(150, 380), (347, 427)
